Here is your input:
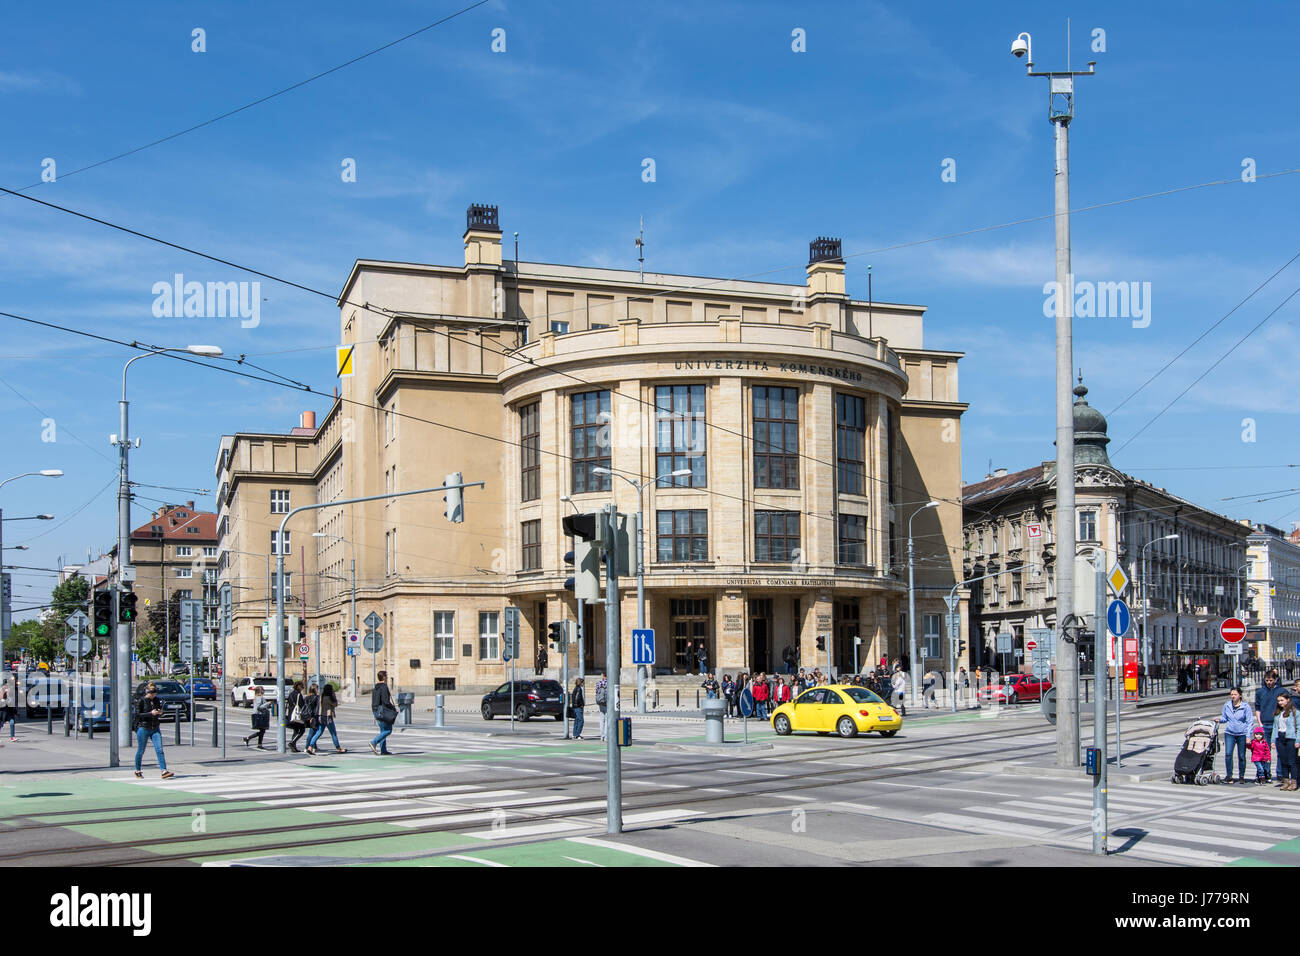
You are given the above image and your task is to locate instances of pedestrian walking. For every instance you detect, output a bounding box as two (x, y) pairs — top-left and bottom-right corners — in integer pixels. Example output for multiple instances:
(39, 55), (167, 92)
(1272, 691), (1300, 790)
(243, 685), (271, 748)
(891, 669), (907, 716)
(596, 676), (609, 739)
(722, 674), (736, 717)
(1249, 727), (1273, 784)
(0, 679), (15, 741)
(571, 677), (585, 739)
(1254, 669), (1282, 778)
(133, 682), (173, 779)
(286, 680), (308, 752)
(1215, 687), (1252, 783)
(370, 670), (396, 755)
(306, 683), (346, 754)
(782, 645), (795, 675)
(695, 643), (708, 676)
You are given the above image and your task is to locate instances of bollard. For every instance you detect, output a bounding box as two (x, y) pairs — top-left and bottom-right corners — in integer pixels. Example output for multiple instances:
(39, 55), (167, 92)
(696, 690), (700, 708)
(435, 693), (445, 728)
(653, 689), (659, 710)
(64, 709), (71, 737)
(211, 705), (219, 747)
(175, 714), (181, 745)
(676, 689), (680, 707)
(702, 697), (726, 744)
(87, 715), (94, 740)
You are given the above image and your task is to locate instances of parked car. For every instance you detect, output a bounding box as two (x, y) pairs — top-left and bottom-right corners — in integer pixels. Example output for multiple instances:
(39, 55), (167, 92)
(24, 673), (68, 719)
(170, 663), (190, 676)
(230, 676), (284, 708)
(183, 678), (217, 700)
(481, 679), (566, 721)
(74, 683), (112, 732)
(133, 680), (192, 721)
(978, 673), (1053, 704)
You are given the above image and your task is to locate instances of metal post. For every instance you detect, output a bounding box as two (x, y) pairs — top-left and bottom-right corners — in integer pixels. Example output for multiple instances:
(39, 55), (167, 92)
(635, 506), (646, 714)
(46, 671), (52, 735)
(275, 548), (285, 753)
(112, 395), (131, 766)
(220, 620), (226, 758)
(577, 597), (585, 687)
(562, 618), (570, 738)
(435, 693), (445, 728)
(509, 652), (515, 734)
(1093, 561), (1107, 855)
(350, 556), (357, 698)
(907, 530), (918, 707)
(604, 504), (622, 834)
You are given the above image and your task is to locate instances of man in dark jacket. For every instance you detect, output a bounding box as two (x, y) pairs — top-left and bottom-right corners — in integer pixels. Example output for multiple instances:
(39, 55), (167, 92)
(134, 683), (174, 779)
(369, 671), (395, 755)
(570, 677), (585, 739)
(1255, 669), (1281, 774)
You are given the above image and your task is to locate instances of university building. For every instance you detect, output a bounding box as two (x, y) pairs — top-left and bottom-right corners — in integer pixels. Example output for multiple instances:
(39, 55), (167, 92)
(216, 205), (967, 691)
(961, 381), (1251, 674)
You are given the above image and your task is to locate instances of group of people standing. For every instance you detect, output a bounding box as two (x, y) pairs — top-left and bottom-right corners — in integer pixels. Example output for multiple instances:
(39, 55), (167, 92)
(1217, 670), (1300, 789)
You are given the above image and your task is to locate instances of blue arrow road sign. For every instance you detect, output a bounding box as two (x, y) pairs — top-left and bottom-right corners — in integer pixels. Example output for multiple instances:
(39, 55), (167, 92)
(1107, 599), (1131, 637)
(632, 628), (655, 665)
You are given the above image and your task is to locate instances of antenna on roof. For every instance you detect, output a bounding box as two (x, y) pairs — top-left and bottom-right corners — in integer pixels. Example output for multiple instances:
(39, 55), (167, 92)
(635, 217), (645, 282)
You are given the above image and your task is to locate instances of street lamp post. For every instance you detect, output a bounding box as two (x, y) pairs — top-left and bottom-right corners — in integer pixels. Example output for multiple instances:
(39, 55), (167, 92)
(114, 345), (221, 763)
(908, 500), (941, 708)
(591, 467), (691, 713)
(0, 469), (62, 650)
(1141, 534), (1180, 687)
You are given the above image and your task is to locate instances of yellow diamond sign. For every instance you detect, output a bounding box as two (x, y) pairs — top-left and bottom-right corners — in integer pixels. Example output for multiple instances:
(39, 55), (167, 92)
(1107, 562), (1129, 597)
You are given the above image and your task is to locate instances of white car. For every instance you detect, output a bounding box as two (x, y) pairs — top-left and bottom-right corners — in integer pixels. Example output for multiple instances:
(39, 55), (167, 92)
(230, 676), (284, 708)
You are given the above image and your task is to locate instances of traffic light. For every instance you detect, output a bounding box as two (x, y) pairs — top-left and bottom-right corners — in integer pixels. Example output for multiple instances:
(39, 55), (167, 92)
(547, 620), (565, 652)
(562, 513), (601, 602)
(956, 638), (966, 657)
(93, 590), (114, 638)
(118, 588), (137, 624)
(443, 471), (464, 523)
(815, 635), (825, 652)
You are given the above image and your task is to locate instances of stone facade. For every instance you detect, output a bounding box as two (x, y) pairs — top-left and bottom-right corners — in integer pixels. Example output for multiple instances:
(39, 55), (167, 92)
(217, 207), (967, 692)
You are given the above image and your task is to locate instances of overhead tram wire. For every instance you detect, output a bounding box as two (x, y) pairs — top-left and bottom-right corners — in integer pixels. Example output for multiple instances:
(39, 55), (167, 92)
(2, 2), (492, 195)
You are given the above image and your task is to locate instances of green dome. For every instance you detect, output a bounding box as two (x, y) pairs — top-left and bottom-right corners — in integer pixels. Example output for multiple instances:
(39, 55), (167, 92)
(1073, 376), (1112, 467)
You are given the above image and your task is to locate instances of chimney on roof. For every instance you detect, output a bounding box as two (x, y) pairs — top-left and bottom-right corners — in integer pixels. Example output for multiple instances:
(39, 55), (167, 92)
(187, 501), (194, 510)
(301, 410), (316, 430)
(993, 468), (1007, 478)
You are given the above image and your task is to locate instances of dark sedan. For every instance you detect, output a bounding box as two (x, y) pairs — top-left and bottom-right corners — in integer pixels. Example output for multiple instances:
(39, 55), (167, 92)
(133, 680), (192, 721)
(183, 678), (217, 700)
(75, 684), (112, 732)
(481, 679), (566, 721)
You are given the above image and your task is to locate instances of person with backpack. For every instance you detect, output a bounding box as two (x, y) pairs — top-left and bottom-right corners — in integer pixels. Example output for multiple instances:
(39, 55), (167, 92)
(0, 679), (14, 741)
(595, 676), (609, 740)
(286, 680), (308, 752)
(133, 682), (173, 779)
(370, 670), (396, 755)
(243, 685), (271, 749)
(306, 684), (346, 754)
(297, 684), (321, 753)
(570, 677), (585, 739)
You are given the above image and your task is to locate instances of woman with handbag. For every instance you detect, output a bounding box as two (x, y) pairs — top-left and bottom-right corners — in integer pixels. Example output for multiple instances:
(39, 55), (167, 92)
(243, 686), (271, 749)
(286, 680), (309, 752)
(306, 684), (346, 754)
(370, 670), (396, 755)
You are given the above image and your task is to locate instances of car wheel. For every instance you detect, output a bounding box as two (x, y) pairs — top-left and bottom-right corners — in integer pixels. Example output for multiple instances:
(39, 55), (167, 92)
(879, 730), (898, 737)
(481, 702), (493, 721)
(836, 716), (858, 738)
(515, 705), (530, 722)
(774, 714), (792, 736)
(554, 713), (565, 721)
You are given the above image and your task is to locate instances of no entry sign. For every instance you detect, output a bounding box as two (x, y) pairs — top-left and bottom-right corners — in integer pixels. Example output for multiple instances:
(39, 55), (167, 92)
(1220, 618), (1247, 644)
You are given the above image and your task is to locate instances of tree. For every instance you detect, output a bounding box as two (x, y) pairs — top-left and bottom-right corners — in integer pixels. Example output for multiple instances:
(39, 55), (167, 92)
(146, 594), (183, 646)
(134, 630), (162, 673)
(49, 575), (89, 623)
(8, 618), (56, 663)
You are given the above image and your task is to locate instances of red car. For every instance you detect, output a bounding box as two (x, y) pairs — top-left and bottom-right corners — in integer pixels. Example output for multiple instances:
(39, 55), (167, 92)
(978, 674), (1052, 704)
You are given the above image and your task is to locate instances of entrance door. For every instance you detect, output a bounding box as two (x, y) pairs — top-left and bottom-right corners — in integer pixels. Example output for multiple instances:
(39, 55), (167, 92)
(670, 598), (710, 674)
(749, 598), (773, 673)
(834, 602), (860, 675)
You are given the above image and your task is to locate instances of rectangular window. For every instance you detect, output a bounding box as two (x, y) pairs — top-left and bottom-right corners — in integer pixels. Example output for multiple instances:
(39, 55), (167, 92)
(521, 519), (541, 570)
(434, 612), (455, 661)
(271, 490), (290, 514)
(1079, 510), (1098, 542)
(923, 614), (942, 659)
(571, 390), (611, 493)
(519, 402), (540, 501)
(270, 573), (292, 603)
(270, 530), (290, 555)
(835, 394), (866, 495)
(837, 514), (867, 565)
(176, 546), (192, 557)
(203, 546), (217, 557)
(754, 510), (800, 563)
(1011, 566), (1023, 603)
(654, 384), (707, 488)
(479, 611), (500, 660)
(753, 386), (799, 489)
(551, 320), (570, 335)
(175, 568), (192, 579)
(174, 589), (192, 600)
(657, 510), (708, 562)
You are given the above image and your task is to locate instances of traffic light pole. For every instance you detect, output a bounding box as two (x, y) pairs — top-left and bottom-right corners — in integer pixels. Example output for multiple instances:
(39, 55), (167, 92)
(271, 478), (483, 753)
(111, 393), (131, 768)
(604, 504), (622, 834)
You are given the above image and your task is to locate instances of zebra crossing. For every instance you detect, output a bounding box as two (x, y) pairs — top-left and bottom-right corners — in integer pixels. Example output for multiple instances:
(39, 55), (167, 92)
(925, 782), (1300, 864)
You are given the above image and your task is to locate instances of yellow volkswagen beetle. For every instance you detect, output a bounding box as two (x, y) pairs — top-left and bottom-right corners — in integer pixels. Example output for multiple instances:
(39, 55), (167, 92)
(770, 684), (902, 738)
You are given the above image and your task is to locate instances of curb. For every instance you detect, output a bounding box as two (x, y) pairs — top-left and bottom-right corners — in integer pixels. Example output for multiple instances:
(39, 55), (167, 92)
(653, 741), (774, 755)
(999, 761), (1172, 783)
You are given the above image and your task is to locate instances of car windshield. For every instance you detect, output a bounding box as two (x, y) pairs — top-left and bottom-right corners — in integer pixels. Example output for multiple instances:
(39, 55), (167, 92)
(150, 681), (185, 694)
(839, 687), (885, 704)
(533, 681), (562, 695)
(254, 678), (278, 686)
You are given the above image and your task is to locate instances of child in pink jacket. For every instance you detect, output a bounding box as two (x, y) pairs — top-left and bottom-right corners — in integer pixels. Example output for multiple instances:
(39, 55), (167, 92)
(1249, 727), (1273, 784)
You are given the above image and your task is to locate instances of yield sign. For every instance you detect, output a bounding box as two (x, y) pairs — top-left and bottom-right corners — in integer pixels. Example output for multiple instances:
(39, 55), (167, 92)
(1220, 618), (1247, 644)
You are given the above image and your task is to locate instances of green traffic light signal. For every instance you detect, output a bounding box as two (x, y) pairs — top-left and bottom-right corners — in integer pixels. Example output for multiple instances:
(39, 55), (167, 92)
(96, 623), (110, 637)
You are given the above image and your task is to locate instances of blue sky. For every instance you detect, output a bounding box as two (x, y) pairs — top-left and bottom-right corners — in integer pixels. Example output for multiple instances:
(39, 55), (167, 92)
(3, 0), (1298, 615)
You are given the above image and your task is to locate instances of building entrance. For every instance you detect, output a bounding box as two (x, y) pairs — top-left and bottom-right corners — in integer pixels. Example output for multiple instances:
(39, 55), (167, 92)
(834, 601), (860, 675)
(671, 598), (710, 674)
(749, 598), (773, 673)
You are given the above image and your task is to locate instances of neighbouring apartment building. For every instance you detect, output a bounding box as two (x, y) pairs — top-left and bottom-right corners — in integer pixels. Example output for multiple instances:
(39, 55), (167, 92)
(1245, 522), (1300, 664)
(129, 502), (221, 660)
(216, 205), (967, 692)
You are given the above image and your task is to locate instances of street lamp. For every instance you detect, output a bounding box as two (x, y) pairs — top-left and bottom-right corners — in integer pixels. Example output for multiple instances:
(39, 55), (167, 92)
(1012, 30), (1096, 771)
(591, 466), (692, 713)
(0, 470), (61, 709)
(908, 500), (941, 707)
(112, 344), (223, 765)
(1142, 534), (1179, 675)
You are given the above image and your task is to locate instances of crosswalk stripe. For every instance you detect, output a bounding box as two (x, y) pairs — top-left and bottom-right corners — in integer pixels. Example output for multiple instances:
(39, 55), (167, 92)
(924, 812), (1053, 836)
(468, 820), (592, 840)
(1122, 825), (1275, 853)
(970, 804), (1076, 826)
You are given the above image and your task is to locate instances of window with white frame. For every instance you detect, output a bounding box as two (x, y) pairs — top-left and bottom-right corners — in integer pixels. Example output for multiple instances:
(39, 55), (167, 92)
(434, 611), (455, 660)
(271, 490), (290, 513)
(203, 546), (217, 557)
(1078, 509), (1098, 542)
(175, 568), (193, 579)
(271, 530), (290, 555)
(478, 611), (499, 660)
(176, 546), (192, 557)
(923, 614), (942, 658)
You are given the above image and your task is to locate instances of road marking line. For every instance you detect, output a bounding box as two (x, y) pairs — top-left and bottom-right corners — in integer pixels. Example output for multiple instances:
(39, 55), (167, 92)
(468, 820), (591, 840)
(562, 856), (604, 866)
(924, 812), (1053, 836)
(447, 854), (508, 867)
(716, 769), (783, 777)
(567, 836), (712, 867)
(770, 794), (815, 802)
(869, 782), (1014, 797)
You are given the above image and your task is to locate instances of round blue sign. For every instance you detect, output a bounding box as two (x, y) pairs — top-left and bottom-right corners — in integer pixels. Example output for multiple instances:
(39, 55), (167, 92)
(1107, 599), (1131, 637)
(739, 688), (754, 718)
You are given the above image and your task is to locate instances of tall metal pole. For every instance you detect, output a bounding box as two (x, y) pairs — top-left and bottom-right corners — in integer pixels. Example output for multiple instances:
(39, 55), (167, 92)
(113, 393), (131, 766)
(577, 597), (586, 687)
(350, 556), (357, 697)
(907, 530), (918, 706)
(635, 505), (646, 713)
(1092, 559), (1108, 855)
(604, 504), (622, 834)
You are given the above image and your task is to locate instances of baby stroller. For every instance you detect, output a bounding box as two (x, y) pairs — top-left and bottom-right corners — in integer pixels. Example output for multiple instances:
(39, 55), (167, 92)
(1171, 717), (1223, 785)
